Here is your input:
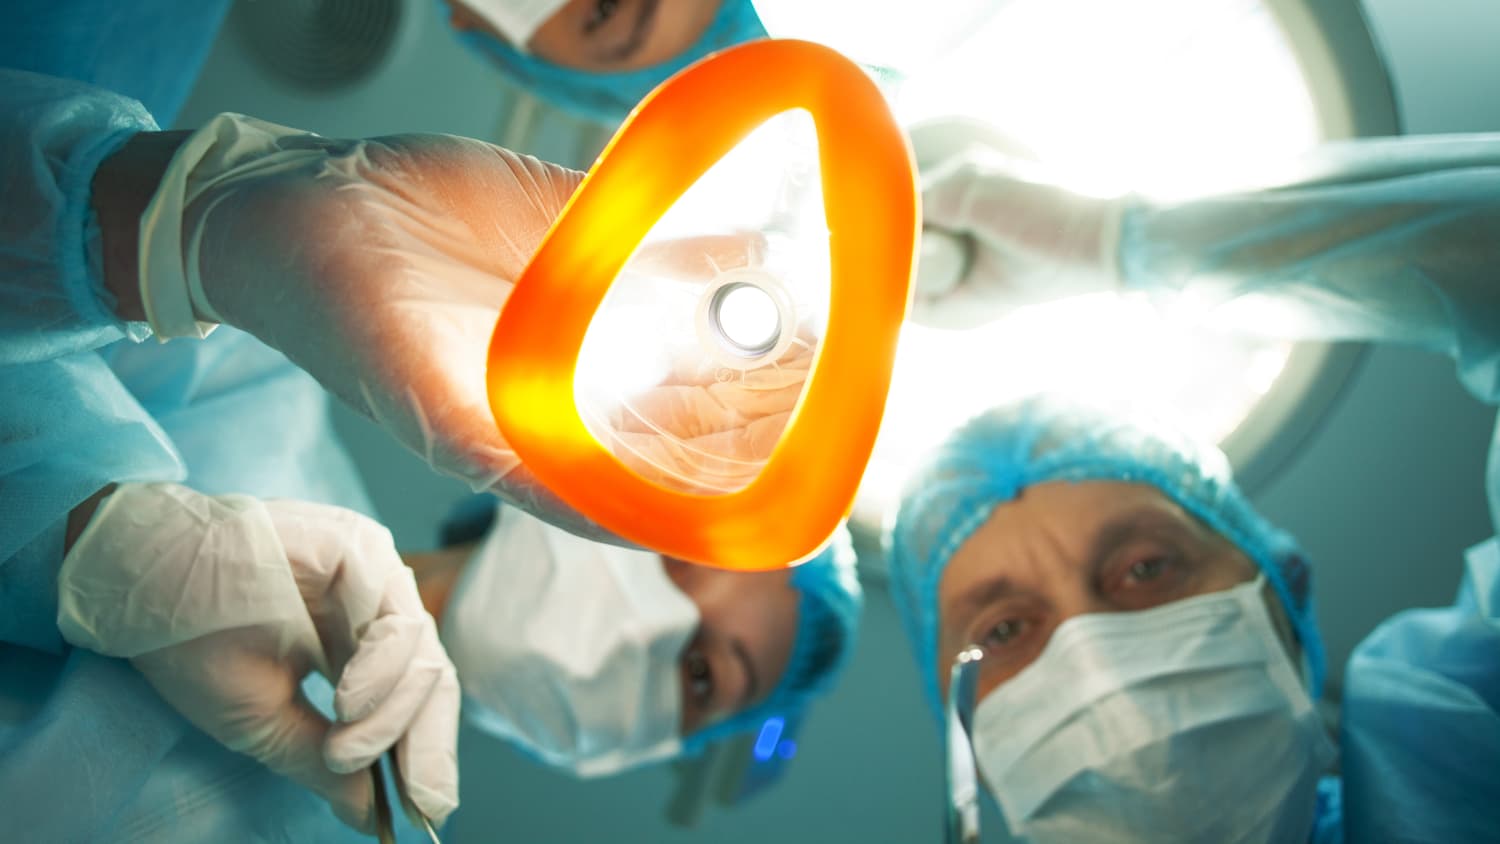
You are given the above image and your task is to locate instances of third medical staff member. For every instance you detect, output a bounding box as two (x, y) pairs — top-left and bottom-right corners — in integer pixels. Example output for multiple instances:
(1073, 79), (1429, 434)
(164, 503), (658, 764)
(412, 500), (859, 777)
(888, 135), (1500, 841)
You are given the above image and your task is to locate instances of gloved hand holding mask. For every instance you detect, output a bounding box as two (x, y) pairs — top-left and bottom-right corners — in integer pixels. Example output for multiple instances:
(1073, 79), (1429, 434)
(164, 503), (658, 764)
(125, 115), (821, 534)
(57, 483), (461, 833)
(131, 115), (587, 527)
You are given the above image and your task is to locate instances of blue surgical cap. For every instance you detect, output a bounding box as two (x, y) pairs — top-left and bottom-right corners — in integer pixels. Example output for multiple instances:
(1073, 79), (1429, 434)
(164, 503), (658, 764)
(684, 528), (863, 750)
(453, 0), (768, 125)
(885, 394), (1323, 716)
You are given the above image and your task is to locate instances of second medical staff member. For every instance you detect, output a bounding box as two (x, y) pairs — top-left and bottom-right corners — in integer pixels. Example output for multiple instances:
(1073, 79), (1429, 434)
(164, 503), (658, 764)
(411, 500), (859, 777)
(887, 135), (1500, 841)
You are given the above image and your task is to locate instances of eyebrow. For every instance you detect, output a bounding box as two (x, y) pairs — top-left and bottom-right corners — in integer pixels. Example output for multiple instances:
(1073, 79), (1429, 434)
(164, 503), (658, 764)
(605, 0), (660, 62)
(730, 637), (760, 709)
(949, 573), (1022, 631)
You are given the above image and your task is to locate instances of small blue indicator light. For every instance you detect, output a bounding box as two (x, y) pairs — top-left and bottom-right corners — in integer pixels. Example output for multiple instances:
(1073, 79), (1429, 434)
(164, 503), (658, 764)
(753, 717), (785, 761)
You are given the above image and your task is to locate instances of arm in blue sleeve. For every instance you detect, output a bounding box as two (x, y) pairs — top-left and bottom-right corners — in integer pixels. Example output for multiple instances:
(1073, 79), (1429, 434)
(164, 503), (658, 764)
(0, 357), (184, 650)
(1338, 538), (1500, 844)
(0, 69), (158, 365)
(1121, 134), (1500, 403)
(0, 70), (184, 648)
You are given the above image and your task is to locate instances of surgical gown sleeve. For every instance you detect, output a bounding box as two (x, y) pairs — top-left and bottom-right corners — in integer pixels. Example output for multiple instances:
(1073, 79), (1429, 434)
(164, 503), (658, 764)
(0, 70), (183, 650)
(1119, 134), (1500, 403)
(1339, 538), (1500, 844)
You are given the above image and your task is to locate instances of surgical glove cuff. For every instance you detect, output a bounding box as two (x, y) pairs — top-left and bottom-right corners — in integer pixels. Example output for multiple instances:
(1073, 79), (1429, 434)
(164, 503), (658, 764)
(137, 112), (306, 340)
(138, 123), (220, 339)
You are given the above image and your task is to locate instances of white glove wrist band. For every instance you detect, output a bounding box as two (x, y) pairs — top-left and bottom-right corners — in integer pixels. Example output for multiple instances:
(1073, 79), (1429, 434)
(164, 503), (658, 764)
(138, 118), (228, 340)
(138, 112), (304, 340)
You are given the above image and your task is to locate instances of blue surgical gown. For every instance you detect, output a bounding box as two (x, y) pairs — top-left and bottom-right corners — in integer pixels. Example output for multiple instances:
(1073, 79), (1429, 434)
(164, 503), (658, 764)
(1122, 138), (1500, 842)
(0, 14), (428, 839)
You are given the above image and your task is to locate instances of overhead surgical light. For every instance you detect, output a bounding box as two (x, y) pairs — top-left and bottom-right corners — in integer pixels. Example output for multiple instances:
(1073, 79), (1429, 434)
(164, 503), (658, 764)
(803, 0), (1396, 529)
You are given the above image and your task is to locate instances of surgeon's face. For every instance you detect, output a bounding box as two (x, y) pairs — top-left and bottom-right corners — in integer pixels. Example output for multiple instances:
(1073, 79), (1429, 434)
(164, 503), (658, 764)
(447, 0), (725, 71)
(662, 557), (800, 734)
(935, 481), (1274, 702)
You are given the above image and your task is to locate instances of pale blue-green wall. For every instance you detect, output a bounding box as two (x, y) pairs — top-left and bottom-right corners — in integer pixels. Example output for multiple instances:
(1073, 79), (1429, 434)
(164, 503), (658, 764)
(176, 1), (1500, 840)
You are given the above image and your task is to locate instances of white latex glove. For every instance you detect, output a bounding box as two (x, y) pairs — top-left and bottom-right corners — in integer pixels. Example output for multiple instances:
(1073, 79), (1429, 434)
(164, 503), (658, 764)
(598, 342), (811, 494)
(914, 147), (1126, 329)
(57, 483), (460, 833)
(135, 113), (605, 534)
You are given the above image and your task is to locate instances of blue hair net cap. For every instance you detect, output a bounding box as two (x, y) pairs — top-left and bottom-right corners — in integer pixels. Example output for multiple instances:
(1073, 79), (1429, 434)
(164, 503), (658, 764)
(885, 394), (1323, 717)
(454, 0), (768, 125)
(684, 528), (863, 750)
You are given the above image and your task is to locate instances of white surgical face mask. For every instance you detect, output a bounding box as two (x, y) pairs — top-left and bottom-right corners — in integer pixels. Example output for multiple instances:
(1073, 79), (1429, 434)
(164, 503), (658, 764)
(460, 0), (569, 49)
(441, 507), (700, 778)
(971, 576), (1334, 844)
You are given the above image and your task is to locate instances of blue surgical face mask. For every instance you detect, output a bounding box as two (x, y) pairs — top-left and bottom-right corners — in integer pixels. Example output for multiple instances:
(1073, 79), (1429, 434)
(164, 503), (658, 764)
(454, 0), (769, 125)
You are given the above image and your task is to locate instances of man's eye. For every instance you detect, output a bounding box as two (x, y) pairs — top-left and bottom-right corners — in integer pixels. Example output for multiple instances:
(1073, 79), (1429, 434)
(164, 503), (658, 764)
(980, 618), (1026, 651)
(587, 0), (621, 32)
(1129, 557), (1165, 581)
(685, 648), (714, 707)
(1126, 556), (1169, 583)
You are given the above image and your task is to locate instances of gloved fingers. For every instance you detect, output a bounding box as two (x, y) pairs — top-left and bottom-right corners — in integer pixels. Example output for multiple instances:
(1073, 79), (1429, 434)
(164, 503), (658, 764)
(211, 669), (378, 832)
(324, 616), (444, 774)
(135, 636), (376, 831)
(269, 501), (408, 668)
(393, 636), (462, 827)
(331, 613), (423, 724)
(703, 367), (810, 409)
(920, 156), (1001, 234)
(908, 275), (1020, 330)
(606, 355), (809, 440)
(604, 384), (739, 440)
(268, 701), (379, 833)
(628, 232), (768, 282)
(915, 227), (973, 303)
(278, 707), (382, 833)
(608, 412), (791, 493)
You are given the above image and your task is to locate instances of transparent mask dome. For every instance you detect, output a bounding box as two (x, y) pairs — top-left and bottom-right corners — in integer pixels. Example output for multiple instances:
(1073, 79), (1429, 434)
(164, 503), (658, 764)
(574, 109), (832, 495)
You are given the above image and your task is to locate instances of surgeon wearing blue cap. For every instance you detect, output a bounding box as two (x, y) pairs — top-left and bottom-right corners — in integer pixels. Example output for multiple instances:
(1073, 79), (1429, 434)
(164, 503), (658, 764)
(888, 133), (1500, 843)
(417, 498), (861, 778)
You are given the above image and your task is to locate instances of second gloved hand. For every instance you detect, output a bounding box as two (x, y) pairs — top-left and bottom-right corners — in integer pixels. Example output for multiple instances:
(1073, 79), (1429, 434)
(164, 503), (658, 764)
(914, 146), (1126, 329)
(57, 483), (460, 833)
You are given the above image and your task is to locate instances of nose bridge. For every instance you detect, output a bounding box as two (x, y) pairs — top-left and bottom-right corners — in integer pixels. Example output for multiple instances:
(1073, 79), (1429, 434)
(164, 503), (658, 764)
(1029, 515), (1110, 624)
(1053, 589), (1113, 626)
(1047, 550), (1112, 624)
